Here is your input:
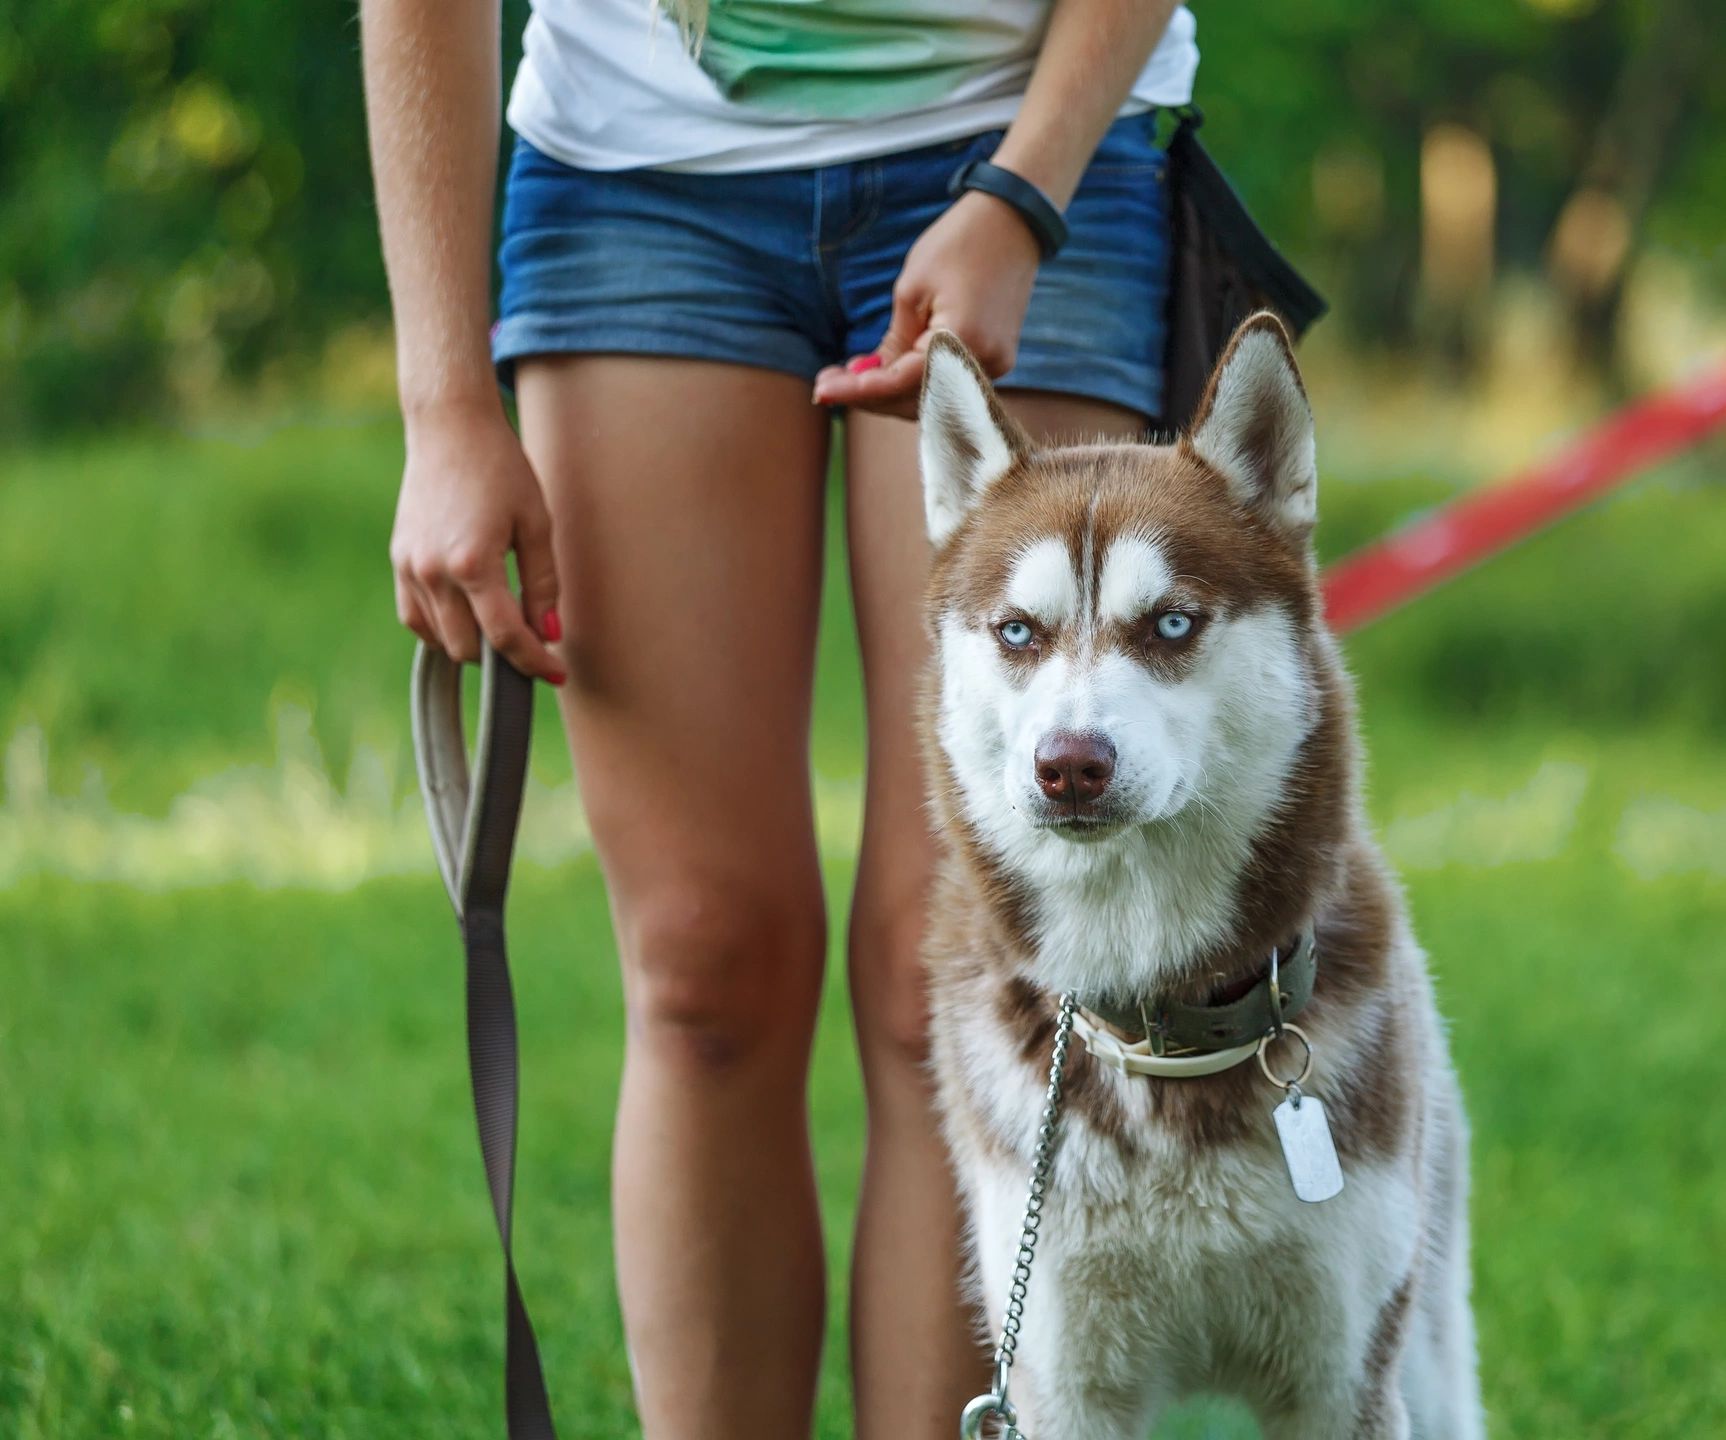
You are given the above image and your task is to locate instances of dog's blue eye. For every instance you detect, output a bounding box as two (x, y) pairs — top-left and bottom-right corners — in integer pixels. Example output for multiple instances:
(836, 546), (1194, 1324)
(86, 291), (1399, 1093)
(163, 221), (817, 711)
(998, 620), (1035, 649)
(1155, 611), (1195, 641)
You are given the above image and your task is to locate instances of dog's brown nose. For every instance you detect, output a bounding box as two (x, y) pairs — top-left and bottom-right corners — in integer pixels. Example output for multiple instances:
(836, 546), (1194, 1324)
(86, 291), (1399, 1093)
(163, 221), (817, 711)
(1034, 731), (1117, 806)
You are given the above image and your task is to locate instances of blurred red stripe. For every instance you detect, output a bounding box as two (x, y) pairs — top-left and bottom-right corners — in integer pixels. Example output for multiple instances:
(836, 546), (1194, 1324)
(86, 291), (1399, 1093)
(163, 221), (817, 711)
(1321, 362), (1726, 634)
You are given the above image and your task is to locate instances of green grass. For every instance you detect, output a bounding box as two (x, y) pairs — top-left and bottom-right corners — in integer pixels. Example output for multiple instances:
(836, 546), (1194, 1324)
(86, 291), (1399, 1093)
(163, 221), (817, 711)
(2, 411), (1725, 1437)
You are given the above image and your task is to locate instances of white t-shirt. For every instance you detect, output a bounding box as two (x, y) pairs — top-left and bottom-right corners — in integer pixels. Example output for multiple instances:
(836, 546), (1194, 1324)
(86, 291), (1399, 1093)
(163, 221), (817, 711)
(507, 0), (1199, 174)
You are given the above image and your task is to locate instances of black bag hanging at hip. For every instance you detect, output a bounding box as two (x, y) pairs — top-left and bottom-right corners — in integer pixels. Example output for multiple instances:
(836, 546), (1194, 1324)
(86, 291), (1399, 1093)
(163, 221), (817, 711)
(1160, 108), (1328, 430)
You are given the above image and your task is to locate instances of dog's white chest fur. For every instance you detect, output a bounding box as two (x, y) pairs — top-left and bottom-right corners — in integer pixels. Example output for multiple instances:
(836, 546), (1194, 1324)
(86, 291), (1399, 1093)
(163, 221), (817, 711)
(937, 958), (1462, 1438)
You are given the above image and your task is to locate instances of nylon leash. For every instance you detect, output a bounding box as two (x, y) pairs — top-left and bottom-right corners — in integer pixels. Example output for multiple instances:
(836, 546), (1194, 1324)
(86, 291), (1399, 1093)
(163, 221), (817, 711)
(411, 641), (559, 1439)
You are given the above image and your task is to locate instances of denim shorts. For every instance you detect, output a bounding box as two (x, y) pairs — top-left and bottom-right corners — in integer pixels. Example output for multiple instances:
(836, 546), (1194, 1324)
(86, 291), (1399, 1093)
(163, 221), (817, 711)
(493, 112), (1172, 417)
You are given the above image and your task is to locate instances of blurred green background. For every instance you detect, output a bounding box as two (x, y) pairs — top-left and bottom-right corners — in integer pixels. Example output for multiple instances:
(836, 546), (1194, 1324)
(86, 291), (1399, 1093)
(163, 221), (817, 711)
(3, 2), (1725, 1438)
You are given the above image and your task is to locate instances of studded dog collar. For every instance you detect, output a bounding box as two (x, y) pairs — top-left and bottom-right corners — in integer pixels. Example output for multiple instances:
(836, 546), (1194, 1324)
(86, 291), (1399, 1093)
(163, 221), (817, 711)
(1076, 930), (1317, 1078)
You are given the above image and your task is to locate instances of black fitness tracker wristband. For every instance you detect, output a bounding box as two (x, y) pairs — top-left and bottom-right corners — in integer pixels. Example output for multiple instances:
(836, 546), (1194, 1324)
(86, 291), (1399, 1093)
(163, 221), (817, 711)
(948, 159), (1070, 260)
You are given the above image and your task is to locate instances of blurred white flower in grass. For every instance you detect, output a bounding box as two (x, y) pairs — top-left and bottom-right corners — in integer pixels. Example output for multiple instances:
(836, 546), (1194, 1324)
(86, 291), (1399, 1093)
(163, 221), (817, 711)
(0, 705), (867, 891)
(1615, 796), (1726, 880)
(1383, 760), (1591, 871)
(0, 705), (554, 891)
(29, 710), (1717, 889)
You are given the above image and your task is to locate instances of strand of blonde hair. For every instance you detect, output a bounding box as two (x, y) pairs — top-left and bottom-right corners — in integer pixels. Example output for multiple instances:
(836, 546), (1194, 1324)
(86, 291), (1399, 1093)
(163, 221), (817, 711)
(655, 0), (709, 51)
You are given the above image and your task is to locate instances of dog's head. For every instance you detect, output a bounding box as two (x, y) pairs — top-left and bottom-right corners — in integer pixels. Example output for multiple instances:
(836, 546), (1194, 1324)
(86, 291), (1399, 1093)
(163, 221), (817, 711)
(920, 313), (1329, 878)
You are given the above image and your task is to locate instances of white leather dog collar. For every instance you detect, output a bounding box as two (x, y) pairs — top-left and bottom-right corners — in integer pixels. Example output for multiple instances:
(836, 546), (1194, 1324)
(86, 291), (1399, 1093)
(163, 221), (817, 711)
(1073, 1009), (1263, 1078)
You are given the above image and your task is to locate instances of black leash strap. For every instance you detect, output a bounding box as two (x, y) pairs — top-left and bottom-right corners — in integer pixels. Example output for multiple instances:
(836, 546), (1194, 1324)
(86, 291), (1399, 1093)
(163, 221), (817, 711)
(410, 642), (559, 1439)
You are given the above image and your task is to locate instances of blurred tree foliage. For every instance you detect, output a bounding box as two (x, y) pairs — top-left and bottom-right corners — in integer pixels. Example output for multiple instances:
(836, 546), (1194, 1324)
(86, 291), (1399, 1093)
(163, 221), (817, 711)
(1196, 0), (1723, 367)
(0, 0), (527, 438)
(0, 0), (1719, 438)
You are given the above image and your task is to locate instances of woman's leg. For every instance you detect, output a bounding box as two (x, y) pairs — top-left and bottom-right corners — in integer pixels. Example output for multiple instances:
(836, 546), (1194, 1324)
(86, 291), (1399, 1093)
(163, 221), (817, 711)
(844, 391), (1150, 1440)
(516, 356), (833, 1440)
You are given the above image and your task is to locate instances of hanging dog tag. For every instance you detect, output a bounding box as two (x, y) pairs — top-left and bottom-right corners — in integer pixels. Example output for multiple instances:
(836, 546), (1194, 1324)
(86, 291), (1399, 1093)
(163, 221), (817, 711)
(1272, 1088), (1344, 1203)
(1258, 1025), (1344, 1203)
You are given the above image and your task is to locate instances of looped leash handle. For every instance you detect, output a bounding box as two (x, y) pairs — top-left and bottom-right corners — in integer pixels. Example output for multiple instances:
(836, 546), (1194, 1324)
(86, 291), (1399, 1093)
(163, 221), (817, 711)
(411, 641), (559, 1439)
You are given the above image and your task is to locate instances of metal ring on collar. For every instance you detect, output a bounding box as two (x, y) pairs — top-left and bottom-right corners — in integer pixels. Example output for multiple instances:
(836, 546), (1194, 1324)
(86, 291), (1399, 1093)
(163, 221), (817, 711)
(1256, 1022), (1315, 1090)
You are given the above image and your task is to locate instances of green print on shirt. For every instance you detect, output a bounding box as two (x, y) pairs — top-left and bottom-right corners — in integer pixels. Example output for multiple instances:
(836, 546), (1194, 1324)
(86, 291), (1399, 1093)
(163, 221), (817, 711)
(676, 0), (1045, 119)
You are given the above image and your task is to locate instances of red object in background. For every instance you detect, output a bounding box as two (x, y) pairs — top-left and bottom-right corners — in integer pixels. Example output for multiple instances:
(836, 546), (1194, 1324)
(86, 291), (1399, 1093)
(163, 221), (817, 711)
(1321, 362), (1726, 635)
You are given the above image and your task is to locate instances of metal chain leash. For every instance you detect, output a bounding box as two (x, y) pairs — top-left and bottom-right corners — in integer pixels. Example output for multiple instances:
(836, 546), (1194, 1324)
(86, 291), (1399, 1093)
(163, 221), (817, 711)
(959, 992), (1079, 1440)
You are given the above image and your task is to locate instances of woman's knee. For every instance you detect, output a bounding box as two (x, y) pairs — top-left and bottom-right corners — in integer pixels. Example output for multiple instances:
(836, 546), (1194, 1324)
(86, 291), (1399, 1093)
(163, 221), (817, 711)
(848, 886), (935, 1072)
(617, 871), (827, 1074)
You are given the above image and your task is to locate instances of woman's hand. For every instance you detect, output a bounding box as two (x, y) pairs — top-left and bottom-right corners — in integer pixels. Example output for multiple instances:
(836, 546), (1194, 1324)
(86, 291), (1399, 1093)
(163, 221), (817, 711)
(389, 397), (567, 684)
(812, 190), (1042, 419)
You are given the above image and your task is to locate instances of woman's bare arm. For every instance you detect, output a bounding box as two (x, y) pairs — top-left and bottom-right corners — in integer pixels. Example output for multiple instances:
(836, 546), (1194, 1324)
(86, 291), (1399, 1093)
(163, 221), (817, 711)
(362, 0), (502, 413)
(993, 0), (1179, 207)
(362, 0), (564, 680)
(813, 0), (1179, 414)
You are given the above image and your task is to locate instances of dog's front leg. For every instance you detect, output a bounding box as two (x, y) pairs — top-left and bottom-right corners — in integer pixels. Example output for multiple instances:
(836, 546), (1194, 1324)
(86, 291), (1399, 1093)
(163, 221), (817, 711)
(1256, 1318), (1414, 1440)
(1006, 1354), (1163, 1440)
(1257, 1322), (1416, 1439)
(1257, 1391), (1409, 1440)
(967, 1253), (1158, 1440)
(1349, 1384), (1413, 1440)
(1001, 1252), (1168, 1440)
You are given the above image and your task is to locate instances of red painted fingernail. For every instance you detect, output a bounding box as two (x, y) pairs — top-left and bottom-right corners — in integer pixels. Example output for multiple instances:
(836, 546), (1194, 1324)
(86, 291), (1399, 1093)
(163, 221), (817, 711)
(847, 354), (883, 374)
(546, 670), (567, 687)
(542, 609), (562, 643)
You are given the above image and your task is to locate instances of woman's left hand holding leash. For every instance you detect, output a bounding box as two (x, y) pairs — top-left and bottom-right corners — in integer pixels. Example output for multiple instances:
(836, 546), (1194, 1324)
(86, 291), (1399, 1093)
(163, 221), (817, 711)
(812, 189), (1042, 419)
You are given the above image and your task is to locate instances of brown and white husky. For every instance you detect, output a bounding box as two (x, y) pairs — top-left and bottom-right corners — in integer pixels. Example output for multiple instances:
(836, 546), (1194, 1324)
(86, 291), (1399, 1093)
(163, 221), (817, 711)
(917, 315), (1483, 1439)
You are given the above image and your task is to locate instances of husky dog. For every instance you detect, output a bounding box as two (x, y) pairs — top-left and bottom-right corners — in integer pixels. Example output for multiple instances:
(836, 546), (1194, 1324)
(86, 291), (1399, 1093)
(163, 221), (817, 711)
(918, 315), (1483, 1440)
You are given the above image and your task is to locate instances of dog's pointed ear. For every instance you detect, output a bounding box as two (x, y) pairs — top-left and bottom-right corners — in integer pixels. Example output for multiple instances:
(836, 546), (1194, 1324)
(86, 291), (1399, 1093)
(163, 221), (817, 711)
(919, 331), (1030, 546)
(1185, 312), (1317, 543)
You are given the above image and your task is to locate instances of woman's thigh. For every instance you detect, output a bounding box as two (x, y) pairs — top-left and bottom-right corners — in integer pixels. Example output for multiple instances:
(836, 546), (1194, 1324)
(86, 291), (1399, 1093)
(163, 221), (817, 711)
(515, 356), (833, 1030)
